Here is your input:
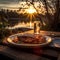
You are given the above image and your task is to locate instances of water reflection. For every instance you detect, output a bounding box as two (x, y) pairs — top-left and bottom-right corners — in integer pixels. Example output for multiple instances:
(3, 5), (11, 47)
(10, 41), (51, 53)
(6, 22), (34, 29)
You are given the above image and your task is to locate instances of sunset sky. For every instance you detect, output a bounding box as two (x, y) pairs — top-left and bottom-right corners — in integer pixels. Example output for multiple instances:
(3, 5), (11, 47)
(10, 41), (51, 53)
(0, 0), (55, 15)
(0, 0), (20, 9)
(0, 0), (44, 11)
(0, 0), (38, 9)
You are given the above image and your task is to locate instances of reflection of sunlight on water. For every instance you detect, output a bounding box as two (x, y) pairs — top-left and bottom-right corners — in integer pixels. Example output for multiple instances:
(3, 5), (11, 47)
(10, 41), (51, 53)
(6, 22), (34, 29)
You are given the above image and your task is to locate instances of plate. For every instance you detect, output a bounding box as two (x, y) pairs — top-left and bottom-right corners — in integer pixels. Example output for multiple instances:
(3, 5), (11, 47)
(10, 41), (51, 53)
(7, 33), (52, 47)
(52, 38), (60, 48)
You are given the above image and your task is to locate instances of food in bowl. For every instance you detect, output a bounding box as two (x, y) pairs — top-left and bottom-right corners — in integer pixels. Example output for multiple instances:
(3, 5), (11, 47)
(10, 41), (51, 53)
(12, 35), (46, 44)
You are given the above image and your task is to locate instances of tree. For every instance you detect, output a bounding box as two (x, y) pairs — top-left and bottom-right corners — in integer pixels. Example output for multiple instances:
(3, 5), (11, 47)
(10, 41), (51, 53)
(41, 0), (60, 31)
(51, 0), (60, 31)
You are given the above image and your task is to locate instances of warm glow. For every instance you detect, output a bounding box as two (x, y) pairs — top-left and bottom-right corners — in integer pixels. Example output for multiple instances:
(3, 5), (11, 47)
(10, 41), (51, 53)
(26, 6), (36, 14)
(36, 27), (40, 34)
(34, 21), (40, 34)
(30, 21), (32, 28)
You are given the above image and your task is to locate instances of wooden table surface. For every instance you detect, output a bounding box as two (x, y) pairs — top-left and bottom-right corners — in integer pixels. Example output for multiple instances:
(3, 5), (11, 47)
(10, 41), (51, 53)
(0, 30), (60, 60)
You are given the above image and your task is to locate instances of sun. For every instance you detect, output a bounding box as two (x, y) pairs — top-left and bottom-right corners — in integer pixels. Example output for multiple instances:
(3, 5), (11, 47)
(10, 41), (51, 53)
(26, 6), (36, 14)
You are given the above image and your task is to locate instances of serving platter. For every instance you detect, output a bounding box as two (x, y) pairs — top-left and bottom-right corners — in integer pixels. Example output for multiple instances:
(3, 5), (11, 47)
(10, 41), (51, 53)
(7, 33), (52, 47)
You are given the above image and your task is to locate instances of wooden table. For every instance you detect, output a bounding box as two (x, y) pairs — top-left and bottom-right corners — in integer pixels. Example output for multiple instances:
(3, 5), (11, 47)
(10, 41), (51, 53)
(0, 30), (60, 60)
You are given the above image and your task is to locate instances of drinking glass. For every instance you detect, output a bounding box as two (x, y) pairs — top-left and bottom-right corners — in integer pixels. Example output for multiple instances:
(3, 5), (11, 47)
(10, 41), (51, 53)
(34, 21), (41, 34)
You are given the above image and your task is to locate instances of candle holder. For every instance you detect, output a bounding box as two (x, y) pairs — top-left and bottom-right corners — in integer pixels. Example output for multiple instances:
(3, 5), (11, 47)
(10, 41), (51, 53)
(34, 21), (41, 34)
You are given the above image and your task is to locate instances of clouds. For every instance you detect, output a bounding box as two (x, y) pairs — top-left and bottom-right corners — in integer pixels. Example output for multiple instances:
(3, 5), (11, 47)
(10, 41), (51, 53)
(0, 0), (36, 9)
(0, 0), (18, 4)
(0, 0), (19, 9)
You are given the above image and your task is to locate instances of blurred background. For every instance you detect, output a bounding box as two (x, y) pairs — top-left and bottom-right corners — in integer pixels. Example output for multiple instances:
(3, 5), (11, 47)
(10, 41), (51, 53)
(0, 0), (60, 41)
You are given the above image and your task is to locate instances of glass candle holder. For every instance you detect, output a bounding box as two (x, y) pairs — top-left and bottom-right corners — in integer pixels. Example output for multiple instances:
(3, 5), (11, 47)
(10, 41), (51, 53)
(34, 21), (41, 34)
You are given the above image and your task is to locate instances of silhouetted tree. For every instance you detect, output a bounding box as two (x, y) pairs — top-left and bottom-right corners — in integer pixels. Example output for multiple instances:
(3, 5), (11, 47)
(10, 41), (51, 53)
(51, 0), (60, 31)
